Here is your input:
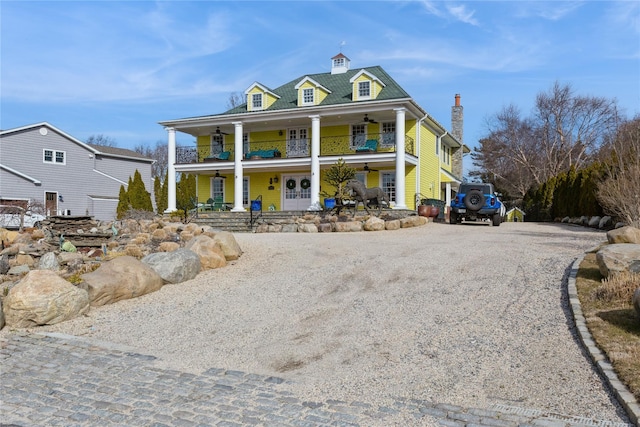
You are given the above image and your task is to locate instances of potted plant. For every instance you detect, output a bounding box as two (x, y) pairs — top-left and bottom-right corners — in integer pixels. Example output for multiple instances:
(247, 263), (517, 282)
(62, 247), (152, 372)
(321, 158), (356, 212)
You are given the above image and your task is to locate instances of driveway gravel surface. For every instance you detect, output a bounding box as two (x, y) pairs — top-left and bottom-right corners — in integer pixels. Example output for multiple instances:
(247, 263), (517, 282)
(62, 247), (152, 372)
(6, 221), (633, 425)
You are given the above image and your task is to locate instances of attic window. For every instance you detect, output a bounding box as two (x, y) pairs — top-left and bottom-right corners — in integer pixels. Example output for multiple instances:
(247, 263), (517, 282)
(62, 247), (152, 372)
(358, 81), (371, 99)
(302, 88), (314, 105)
(252, 93), (263, 110)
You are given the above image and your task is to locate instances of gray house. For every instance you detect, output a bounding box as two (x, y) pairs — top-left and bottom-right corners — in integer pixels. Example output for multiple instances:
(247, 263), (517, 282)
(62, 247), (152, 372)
(0, 122), (154, 221)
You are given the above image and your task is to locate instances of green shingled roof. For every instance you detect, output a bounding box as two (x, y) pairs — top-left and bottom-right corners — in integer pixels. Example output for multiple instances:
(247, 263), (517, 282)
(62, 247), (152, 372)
(222, 65), (411, 116)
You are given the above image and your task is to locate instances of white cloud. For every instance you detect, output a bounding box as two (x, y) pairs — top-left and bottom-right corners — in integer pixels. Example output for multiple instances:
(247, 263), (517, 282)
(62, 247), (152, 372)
(419, 0), (480, 25)
(446, 4), (479, 26)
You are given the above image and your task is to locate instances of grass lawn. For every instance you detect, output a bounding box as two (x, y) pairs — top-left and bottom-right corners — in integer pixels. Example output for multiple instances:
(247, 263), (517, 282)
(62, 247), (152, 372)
(577, 252), (640, 401)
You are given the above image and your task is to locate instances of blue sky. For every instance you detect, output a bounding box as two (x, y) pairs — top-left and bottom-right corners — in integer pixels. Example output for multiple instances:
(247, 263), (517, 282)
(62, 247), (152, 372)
(1, 0), (639, 173)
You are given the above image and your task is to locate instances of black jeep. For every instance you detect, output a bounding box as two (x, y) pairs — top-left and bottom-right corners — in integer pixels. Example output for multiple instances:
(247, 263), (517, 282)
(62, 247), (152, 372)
(450, 183), (504, 226)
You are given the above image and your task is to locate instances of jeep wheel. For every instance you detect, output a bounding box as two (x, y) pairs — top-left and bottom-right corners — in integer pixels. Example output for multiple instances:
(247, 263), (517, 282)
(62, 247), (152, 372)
(464, 190), (485, 211)
(492, 213), (501, 226)
(450, 212), (458, 224)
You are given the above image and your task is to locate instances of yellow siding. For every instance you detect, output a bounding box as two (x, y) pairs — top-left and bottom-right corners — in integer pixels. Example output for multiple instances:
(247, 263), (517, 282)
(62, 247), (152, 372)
(264, 92), (278, 109)
(419, 124), (439, 201)
(317, 87), (329, 104)
(372, 80), (383, 98)
(405, 166), (417, 209)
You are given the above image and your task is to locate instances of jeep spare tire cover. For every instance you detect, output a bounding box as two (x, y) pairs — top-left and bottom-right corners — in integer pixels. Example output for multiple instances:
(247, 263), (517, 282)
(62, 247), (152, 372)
(464, 189), (485, 210)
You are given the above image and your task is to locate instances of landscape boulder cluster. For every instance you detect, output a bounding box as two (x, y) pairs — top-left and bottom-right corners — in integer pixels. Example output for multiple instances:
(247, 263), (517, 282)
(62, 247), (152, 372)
(0, 217), (242, 330)
(594, 226), (640, 321)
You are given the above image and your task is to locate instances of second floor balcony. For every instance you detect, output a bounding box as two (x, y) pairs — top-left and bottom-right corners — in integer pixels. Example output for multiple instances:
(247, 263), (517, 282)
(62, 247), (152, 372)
(176, 133), (415, 164)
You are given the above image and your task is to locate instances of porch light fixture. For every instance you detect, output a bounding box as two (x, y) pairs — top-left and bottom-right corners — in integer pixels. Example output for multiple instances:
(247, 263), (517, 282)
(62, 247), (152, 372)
(279, 130), (283, 136)
(273, 175), (279, 183)
(58, 195), (64, 202)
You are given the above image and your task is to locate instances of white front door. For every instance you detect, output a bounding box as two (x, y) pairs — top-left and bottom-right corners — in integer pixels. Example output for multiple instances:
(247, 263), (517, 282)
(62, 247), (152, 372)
(283, 175), (311, 210)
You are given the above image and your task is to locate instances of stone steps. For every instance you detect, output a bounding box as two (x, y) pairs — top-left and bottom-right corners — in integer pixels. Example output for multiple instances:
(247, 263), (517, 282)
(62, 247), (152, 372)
(189, 210), (419, 232)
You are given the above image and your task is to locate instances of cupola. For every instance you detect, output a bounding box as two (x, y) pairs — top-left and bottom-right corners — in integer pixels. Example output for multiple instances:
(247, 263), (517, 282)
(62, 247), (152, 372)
(331, 53), (350, 74)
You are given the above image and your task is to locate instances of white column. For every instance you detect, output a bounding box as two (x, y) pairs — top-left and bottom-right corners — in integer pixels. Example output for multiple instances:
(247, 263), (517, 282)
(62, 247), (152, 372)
(231, 121), (245, 211)
(394, 108), (407, 209)
(165, 127), (177, 213)
(308, 115), (321, 211)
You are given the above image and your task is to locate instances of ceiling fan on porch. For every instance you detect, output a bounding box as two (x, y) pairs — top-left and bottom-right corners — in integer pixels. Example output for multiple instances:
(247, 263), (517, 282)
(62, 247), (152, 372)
(214, 170), (226, 179)
(215, 126), (229, 135)
(363, 163), (378, 173)
(361, 114), (378, 124)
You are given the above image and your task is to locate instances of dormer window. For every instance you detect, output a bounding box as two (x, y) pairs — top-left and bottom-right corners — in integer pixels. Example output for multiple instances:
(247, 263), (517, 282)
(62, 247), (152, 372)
(252, 93), (263, 110)
(358, 81), (371, 99)
(302, 88), (314, 105)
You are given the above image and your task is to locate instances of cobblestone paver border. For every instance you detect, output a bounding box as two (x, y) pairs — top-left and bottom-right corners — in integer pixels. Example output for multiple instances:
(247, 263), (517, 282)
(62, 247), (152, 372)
(567, 254), (640, 426)
(0, 331), (633, 427)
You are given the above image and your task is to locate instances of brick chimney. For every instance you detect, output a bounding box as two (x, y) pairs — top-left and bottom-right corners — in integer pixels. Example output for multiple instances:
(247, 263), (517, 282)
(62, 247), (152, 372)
(451, 94), (464, 179)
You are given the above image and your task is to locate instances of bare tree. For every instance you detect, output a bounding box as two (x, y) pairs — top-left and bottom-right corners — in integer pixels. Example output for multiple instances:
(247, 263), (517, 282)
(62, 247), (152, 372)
(86, 134), (117, 147)
(134, 141), (168, 179)
(534, 81), (619, 178)
(226, 92), (245, 110)
(473, 82), (620, 202)
(597, 116), (640, 227)
(472, 104), (540, 200)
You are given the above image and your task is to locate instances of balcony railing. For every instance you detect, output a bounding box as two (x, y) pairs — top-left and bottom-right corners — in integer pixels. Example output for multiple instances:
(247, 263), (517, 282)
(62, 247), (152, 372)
(175, 133), (415, 164)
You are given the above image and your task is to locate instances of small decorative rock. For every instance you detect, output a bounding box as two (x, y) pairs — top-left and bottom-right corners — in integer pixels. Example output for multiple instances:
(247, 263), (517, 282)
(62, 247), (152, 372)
(37, 252), (60, 271)
(158, 241), (180, 252)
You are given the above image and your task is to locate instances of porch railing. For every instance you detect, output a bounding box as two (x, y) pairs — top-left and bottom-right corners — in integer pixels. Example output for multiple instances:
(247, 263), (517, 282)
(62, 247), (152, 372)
(175, 133), (415, 164)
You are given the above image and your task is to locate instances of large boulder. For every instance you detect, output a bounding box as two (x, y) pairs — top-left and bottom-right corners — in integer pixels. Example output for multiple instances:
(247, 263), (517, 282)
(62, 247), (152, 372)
(364, 216), (386, 231)
(596, 244), (640, 277)
(599, 216), (613, 230)
(141, 249), (201, 284)
(400, 215), (427, 228)
(212, 231), (243, 260)
(607, 226), (640, 244)
(634, 288), (640, 321)
(3, 270), (89, 328)
(82, 256), (164, 306)
(334, 221), (363, 232)
(588, 216), (601, 228)
(184, 235), (227, 270)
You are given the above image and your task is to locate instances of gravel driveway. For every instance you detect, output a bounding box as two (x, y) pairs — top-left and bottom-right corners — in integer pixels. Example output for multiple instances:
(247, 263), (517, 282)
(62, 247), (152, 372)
(31, 221), (630, 423)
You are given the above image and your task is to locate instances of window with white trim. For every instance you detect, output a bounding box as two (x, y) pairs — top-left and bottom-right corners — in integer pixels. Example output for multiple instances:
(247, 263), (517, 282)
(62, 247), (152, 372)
(243, 132), (250, 156)
(441, 143), (450, 164)
(302, 88), (314, 105)
(381, 172), (396, 202)
(351, 124), (366, 149)
(381, 122), (395, 148)
(43, 149), (65, 164)
(252, 93), (263, 110)
(358, 81), (371, 99)
(211, 134), (224, 155)
(211, 177), (224, 199)
(243, 177), (249, 206)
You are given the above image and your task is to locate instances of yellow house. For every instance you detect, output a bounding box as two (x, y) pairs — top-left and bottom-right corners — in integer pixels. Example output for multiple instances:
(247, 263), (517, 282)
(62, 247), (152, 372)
(159, 54), (467, 212)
